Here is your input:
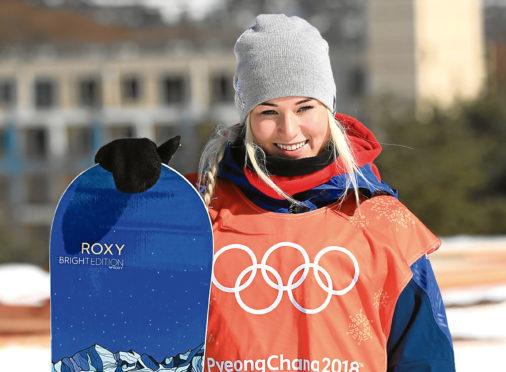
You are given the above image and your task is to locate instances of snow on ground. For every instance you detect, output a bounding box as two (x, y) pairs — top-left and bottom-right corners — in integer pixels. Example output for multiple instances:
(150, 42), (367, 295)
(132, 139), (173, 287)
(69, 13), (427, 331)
(0, 345), (50, 371)
(454, 341), (506, 372)
(445, 293), (506, 371)
(439, 235), (506, 371)
(443, 283), (506, 307)
(441, 234), (506, 248)
(0, 263), (50, 306)
(447, 300), (506, 341)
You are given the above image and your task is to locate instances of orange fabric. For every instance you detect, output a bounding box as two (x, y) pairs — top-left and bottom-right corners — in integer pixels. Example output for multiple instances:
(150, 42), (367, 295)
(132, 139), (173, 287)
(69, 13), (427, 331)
(202, 179), (440, 372)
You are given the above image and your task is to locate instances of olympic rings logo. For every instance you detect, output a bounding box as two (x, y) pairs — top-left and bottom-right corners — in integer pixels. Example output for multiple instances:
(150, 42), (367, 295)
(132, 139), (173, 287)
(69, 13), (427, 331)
(212, 242), (360, 315)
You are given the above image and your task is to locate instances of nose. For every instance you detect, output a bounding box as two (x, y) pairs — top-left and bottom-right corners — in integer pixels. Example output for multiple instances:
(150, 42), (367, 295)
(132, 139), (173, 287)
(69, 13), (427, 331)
(278, 112), (299, 138)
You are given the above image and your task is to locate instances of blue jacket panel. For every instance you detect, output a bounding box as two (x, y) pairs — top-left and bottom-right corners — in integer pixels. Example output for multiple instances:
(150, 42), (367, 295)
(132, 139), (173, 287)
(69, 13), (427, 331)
(387, 256), (455, 371)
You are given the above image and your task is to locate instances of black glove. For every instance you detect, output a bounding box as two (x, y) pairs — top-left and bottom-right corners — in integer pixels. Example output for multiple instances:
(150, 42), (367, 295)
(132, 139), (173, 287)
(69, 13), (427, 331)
(94, 136), (181, 193)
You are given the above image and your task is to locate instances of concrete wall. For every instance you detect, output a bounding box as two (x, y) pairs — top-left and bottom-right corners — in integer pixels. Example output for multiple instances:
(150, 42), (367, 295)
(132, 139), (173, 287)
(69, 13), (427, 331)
(366, 0), (416, 100)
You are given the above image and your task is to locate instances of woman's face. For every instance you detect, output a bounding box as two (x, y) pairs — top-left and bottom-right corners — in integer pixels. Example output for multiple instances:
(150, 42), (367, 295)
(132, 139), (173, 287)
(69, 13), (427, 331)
(249, 96), (330, 159)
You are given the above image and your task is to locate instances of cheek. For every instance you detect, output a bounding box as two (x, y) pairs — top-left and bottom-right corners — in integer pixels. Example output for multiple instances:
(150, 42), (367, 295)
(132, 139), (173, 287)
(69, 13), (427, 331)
(250, 119), (275, 145)
(307, 114), (330, 144)
(321, 124), (331, 143)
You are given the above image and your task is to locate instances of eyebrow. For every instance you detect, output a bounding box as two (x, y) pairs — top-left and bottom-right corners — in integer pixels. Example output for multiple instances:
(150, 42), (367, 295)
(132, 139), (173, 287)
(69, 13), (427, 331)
(259, 98), (314, 107)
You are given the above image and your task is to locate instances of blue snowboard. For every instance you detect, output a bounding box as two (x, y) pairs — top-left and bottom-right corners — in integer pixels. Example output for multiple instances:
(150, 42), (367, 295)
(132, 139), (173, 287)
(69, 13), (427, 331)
(50, 164), (213, 372)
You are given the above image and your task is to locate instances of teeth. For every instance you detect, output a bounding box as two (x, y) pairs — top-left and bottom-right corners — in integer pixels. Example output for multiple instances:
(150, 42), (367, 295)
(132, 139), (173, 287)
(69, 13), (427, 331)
(276, 141), (306, 151)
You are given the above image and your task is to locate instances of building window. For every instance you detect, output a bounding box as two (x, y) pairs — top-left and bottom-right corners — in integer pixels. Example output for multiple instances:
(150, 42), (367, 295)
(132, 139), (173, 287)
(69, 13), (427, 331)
(67, 126), (93, 158)
(121, 75), (142, 103)
(0, 175), (7, 205)
(34, 78), (57, 109)
(211, 73), (233, 103)
(0, 129), (7, 157)
(23, 128), (47, 160)
(0, 79), (16, 108)
(108, 126), (134, 141)
(26, 174), (50, 204)
(154, 123), (186, 171)
(348, 67), (366, 97)
(161, 76), (185, 104)
(154, 124), (180, 146)
(78, 77), (101, 107)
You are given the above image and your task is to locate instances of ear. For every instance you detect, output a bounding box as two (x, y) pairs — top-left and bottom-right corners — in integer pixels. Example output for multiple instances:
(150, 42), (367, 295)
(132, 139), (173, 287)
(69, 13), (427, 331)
(157, 135), (181, 165)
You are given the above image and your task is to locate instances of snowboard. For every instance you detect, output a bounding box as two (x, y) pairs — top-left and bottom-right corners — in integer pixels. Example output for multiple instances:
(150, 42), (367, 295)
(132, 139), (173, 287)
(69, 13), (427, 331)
(50, 164), (213, 372)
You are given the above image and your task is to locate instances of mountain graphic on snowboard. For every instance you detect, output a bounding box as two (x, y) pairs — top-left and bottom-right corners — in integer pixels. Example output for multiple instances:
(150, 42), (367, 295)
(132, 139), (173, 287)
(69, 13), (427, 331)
(52, 343), (204, 372)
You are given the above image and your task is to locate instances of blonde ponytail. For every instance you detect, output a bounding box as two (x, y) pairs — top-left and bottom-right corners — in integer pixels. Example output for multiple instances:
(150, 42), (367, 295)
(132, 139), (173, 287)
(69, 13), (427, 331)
(198, 125), (242, 208)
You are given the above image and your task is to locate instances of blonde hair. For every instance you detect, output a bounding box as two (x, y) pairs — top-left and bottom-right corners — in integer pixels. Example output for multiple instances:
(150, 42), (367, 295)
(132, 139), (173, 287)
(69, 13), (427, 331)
(198, 110), (365, 208)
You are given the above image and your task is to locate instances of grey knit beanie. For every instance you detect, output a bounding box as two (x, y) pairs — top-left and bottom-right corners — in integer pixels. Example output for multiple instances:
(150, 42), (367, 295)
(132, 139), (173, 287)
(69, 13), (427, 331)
(233, 14), (336, 124)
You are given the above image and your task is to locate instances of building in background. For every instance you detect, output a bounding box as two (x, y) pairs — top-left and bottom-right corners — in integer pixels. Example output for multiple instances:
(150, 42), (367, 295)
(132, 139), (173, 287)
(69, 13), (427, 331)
(367, 0), (485, 109)
(0, 0), (487, 264)
(0, 0), (239, 260)
(483, 0), (506, 90)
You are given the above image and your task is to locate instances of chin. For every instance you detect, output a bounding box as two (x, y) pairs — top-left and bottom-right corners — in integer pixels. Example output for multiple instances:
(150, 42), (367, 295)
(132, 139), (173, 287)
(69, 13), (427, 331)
(279, 152), (313, 160)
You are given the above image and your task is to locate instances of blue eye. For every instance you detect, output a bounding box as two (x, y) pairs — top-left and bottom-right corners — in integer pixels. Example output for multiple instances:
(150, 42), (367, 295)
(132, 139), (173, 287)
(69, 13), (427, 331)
(261, 110), (277, 115)
(298, 105), (314, 112)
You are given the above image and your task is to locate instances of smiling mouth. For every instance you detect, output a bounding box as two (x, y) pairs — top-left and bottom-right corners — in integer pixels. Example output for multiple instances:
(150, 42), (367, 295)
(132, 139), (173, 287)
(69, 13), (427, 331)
(275, 140), (308, 151)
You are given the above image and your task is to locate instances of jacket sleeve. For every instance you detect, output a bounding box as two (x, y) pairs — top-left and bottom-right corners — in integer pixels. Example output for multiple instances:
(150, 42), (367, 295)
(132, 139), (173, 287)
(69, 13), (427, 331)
(387, 255), (455, 371)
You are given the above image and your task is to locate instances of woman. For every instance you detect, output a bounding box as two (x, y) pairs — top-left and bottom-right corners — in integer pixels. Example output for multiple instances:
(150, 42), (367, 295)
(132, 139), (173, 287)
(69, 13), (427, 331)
(97, 14), (455, 372)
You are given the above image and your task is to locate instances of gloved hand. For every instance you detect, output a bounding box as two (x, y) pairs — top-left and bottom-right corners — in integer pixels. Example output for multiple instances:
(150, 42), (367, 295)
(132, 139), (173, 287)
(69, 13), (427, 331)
(94, 136), (181, 193)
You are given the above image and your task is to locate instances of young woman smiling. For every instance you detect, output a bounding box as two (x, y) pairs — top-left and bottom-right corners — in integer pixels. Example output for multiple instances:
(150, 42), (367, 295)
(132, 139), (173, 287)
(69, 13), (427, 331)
(96, 14), (456, 372)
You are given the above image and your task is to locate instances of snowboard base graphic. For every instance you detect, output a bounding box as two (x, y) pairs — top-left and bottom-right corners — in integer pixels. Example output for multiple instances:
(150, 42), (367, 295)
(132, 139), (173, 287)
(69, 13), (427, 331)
(50, 165), (213, 372)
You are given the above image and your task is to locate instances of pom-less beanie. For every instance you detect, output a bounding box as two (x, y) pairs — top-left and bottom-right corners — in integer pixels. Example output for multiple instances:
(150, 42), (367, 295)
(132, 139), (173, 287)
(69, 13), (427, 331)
(233, 14), (337, 124)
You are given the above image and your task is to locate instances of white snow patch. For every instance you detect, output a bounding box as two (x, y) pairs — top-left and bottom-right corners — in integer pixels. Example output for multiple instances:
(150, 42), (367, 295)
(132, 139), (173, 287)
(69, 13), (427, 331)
(454, 341), (506, 372)
(0, 263), (50, 306)
(0, 345), (50, 371)
(440, 234), (506, 251)
(441, 278), (506, 372)
(443, 283), (506, 307)
(446, 301), (506, 340)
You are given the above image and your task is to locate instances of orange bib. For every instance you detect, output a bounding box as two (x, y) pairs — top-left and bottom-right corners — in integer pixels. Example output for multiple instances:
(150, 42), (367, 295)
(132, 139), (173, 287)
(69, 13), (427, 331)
(204, 179), (440, 372)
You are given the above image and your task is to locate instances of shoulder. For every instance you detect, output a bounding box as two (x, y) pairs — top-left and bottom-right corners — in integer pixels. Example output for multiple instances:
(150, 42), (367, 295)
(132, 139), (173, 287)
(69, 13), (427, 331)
(361, 196), (421, 232)
(340, 195), (417, 231)
(339, 195), (441, 264)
